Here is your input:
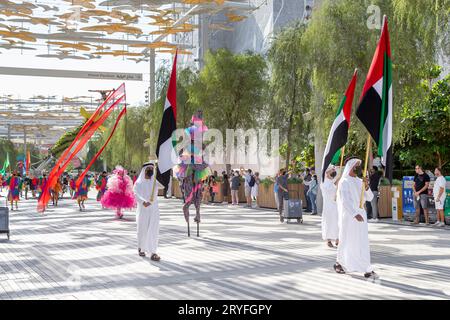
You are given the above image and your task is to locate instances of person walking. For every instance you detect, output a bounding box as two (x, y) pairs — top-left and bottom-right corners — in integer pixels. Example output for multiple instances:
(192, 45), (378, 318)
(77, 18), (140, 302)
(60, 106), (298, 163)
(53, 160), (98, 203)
(433, 167), (447, 227)
(321, 166), (339, 248)
(412, 165), (431, 224)
(277, 169), (289, 222)
(134, 163), (163, 261)
(333, 158), (377, 280)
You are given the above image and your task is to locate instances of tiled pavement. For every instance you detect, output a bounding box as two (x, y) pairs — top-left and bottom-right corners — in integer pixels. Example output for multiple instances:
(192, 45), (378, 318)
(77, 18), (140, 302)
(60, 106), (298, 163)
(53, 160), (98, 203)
(0, 189), (450, 300)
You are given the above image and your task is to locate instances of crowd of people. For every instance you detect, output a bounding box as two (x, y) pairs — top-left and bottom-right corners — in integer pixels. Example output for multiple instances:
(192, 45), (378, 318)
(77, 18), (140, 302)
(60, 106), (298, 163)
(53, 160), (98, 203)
(0, 160), (447, 272)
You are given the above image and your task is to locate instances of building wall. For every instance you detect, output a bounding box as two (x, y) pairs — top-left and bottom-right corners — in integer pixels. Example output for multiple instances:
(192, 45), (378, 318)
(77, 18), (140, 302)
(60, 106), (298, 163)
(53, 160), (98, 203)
(209, 0), (309, 55)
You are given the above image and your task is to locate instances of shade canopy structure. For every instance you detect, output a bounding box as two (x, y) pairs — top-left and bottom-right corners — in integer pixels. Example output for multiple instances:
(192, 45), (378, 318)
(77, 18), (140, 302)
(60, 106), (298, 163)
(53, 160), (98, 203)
(0, 0), (257, 145)
(0, 0), (255, 61)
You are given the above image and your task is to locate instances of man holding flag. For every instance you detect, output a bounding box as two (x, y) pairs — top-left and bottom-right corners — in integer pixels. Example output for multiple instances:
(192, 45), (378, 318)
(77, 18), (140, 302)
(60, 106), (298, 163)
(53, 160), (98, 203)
(134, 51), (178, 257)
(321, 69), (357, 248)
(334, 15), (393, 280)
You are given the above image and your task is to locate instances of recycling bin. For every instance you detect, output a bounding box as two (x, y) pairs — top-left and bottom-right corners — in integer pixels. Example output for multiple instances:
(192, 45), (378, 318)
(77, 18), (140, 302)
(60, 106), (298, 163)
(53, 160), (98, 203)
(0, 207), (10, 240)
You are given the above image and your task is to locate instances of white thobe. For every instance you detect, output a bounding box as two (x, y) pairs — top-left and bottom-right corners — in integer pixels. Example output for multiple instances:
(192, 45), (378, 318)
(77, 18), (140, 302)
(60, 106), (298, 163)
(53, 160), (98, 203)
(337, 176), (374, 273)
(320, 178), (339, 241)
(134, 178), (163, 254)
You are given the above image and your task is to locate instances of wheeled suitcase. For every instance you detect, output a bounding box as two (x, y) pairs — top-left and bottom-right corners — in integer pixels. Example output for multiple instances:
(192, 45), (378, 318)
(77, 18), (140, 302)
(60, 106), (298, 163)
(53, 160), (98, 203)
(282, 190), (303, 223)
(0, 207), (10, 240)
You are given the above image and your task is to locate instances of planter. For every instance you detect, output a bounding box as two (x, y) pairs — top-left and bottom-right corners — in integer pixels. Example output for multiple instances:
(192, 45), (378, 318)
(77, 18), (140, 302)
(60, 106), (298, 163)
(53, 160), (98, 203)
(172, 179), (183, 199)
(257, 183), (277, 209)
(256, 182), (307, 209)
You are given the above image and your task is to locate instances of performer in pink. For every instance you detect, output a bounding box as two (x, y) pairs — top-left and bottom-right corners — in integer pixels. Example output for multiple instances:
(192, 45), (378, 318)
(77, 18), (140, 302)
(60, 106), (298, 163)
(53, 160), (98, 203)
(101, 166), (136, 219)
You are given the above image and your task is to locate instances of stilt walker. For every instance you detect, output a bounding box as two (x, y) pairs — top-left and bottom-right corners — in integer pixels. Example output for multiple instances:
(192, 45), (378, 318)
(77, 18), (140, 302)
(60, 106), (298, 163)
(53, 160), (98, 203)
(174, 111), (211, 237)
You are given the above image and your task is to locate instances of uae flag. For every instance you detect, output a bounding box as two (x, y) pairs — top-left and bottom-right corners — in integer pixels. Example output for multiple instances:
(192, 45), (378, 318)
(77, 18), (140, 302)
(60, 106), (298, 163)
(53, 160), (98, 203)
(321, 69), (357, 182)
(156, 51), (178, 188)
(356, 16), (393, 183)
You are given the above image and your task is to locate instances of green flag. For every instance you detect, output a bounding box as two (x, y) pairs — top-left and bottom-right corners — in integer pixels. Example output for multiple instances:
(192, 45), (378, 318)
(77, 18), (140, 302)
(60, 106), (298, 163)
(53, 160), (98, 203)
(2, 153), (10, 174)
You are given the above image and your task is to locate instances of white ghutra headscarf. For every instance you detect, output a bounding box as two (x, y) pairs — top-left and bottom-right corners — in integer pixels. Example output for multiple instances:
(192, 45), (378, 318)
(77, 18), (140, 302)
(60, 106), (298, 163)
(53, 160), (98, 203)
(338, 158), (362, 189)
(134, 162), (155, 202)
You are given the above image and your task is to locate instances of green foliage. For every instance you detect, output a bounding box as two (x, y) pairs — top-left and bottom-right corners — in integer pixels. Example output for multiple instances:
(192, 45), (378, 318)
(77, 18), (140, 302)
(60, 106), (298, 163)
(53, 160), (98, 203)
(288, 177), (303, 184)
(260, 177), (275, 189)
(380, 177), (402, 186)
(94, 106), (150, 172)
(399, 74), (450, 168)
(294, 144), (315, 169)
(189, 49), (267, 132)
(267, 22), (312, 166)
(0, 139), (17, 169)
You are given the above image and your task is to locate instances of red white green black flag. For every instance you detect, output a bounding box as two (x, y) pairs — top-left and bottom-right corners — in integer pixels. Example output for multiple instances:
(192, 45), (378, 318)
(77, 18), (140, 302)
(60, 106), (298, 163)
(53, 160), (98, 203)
(321, 69), (357, 182)
(356, 16), (393, 182)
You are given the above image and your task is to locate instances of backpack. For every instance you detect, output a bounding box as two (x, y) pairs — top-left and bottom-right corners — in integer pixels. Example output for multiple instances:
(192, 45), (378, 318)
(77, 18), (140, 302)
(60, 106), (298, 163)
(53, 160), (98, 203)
(249, 175), (256, 187)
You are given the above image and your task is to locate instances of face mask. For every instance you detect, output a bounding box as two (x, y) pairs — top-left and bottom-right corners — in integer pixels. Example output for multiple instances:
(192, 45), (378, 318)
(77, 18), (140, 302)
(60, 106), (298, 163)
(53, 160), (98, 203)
(330, 171), (337, 179)
(353, 166), (362, 177)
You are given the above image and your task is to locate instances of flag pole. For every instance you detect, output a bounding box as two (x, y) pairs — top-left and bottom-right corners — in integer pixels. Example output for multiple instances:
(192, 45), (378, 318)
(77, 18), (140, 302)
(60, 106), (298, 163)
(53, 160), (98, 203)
(360, 135), (371, 208)
(339, 146), (346, 168)
(150, 163), (158, 203)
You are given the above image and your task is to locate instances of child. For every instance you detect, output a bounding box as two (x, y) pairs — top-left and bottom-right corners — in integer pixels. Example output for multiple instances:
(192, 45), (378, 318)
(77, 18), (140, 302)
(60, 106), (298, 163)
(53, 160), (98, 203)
(101, 166), (136, 219)
(96, 171), (108, 203)
(7, 172), (20, 210)
(52, 179), (62, 206)
(75, 171), (91, 211)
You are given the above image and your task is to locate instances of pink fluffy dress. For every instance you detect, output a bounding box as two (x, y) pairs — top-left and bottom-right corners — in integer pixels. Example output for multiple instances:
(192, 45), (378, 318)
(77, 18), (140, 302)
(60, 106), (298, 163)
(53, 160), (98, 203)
(101, 169), (136, 210)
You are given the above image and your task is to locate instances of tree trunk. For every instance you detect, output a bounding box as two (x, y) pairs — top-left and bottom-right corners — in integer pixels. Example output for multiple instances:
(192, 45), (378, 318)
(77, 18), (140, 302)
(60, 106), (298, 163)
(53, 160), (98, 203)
(314, 91), (325, 214)
(285, 111), (294, 169)
(437, 151), (442, 168)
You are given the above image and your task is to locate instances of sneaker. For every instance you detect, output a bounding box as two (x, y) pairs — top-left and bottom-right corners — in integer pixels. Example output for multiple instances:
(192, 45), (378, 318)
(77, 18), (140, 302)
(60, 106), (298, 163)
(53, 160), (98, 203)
(439, 222), (446, 227)
(433, 221), (441, 226)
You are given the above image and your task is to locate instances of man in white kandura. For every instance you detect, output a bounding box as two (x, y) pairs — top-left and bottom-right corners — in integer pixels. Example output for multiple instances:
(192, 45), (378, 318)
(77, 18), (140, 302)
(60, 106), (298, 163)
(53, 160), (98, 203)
(333, 158), (378, 280)
(134, 162), (164, 261)
(321, 166), (339, 248)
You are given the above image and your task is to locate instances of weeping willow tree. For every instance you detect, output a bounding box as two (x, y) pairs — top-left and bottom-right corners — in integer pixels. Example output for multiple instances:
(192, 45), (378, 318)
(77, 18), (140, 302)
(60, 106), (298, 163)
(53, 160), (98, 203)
(302, 0), (448, 179)
(267, 22), (312, 168)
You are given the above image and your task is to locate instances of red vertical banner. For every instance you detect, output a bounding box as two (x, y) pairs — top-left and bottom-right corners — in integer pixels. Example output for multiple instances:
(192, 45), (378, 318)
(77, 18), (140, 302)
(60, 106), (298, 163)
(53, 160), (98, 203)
(26, 151), (30, 176)
(37, 84), (126, 212)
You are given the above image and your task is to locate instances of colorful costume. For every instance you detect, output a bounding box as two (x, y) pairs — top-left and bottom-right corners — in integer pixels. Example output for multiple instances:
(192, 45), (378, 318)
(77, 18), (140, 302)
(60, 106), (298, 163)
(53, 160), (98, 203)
(174, 111), (211, 223)
(101, 166), (136, 218)
(31, 177), (38, 192)
(96, 175), (108, 201)
(75, 176), (90, 201)
(38, 176), (48, 195)
(7, 175), (20, 202)
(51, 180), (63, 206)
